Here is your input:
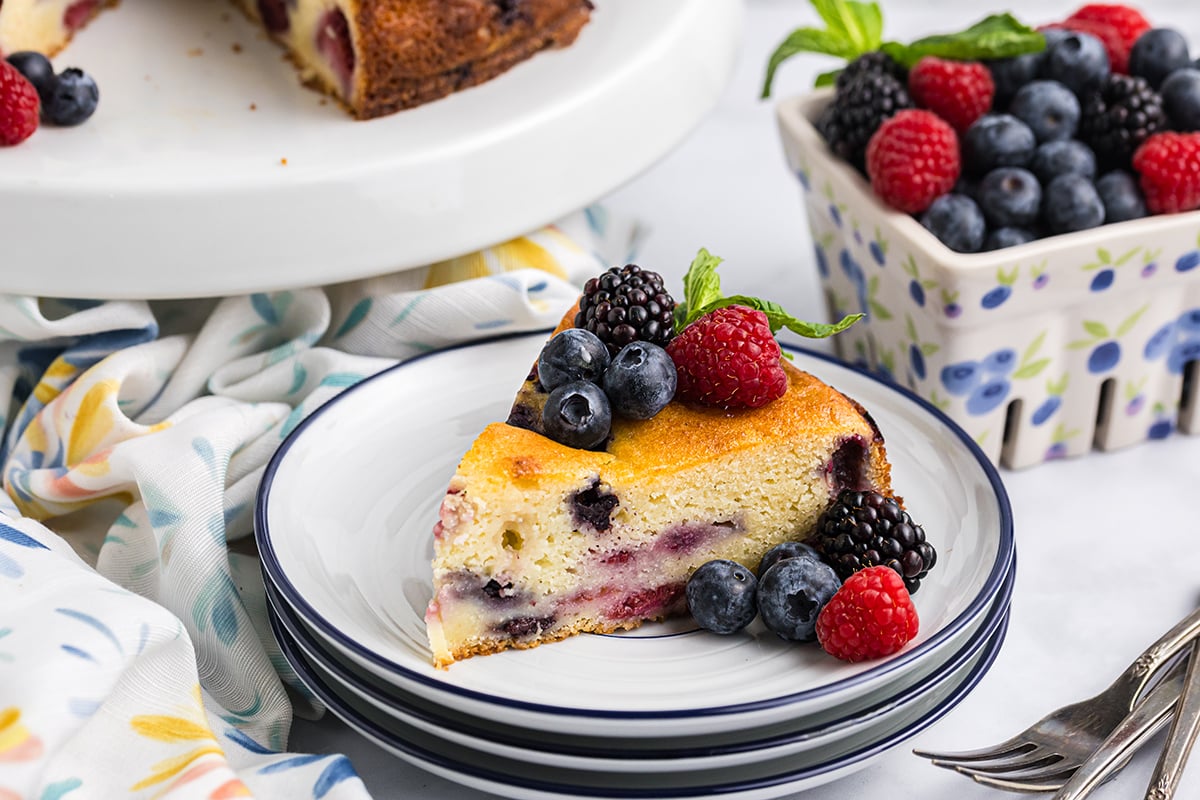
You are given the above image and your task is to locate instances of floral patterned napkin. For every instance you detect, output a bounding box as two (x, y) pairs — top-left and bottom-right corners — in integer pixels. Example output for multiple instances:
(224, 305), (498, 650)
(0, 208), (638, 799)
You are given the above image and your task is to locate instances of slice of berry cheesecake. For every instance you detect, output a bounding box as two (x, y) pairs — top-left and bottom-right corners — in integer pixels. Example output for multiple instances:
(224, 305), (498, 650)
(424, 252), (887, 667)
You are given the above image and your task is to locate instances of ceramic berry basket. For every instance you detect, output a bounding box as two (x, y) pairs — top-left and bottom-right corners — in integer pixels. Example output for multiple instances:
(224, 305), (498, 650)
(777, 89), (1200, 469)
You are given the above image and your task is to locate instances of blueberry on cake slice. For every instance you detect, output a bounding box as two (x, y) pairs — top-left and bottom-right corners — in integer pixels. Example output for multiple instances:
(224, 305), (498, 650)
(425, 251), (880, 667)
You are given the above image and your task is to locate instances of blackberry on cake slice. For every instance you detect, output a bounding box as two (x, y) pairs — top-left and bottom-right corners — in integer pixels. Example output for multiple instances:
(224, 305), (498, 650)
(807, 489), (937, 594)
(425, 250), (887, 667)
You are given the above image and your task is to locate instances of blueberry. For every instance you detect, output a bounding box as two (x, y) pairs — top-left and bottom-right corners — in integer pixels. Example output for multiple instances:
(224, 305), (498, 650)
(987, 52), (1044, 109)
(1031, 396), (1061, 426)
(1179, 309), (1200, 333)
(1041, 31), (1110, 97)
(1167, 340), (1200, 375)
(869, 241), (886, 266)
(602, 341), (676, 420)
(1129, 28), (1192, 90)
(814, 244), (829, 277)
(541, 380), (611, 450)
(1042, 174), (1105, 234)
(1088, 341), (1121, 373)
(983, 348), (1017, 375)
(1095, 170), (1148, 223)
(909, 344), (926, 379)
(919, 194), (985, 253)
(1144, 321), (1176, 360)
(537, 328), (610, 391)
(978, 167), (1042, 228)
(909, 280), (926, 306)
(1161, 69), (1200, 131)
(42, 67), (99, 126)
(963, 114), (1037, 175)
(1149, 419), (1174, 439)
(1176, 251), (1200, 273)
(1090, 269), (1115, 291)
(756, 557), (841, 642)
(1009, 80), (1080, 142)
(981, 285), (1012, 309)
(965, 378), (1011, 415)
(1030, 139), (1096, 185)
(840, 249), (864, 283)
(757, 541), (820, 578)
(5, 51), (56, 103)
(984, 227), (1036, 251)
(940, 361), (982, 396)
(686, 560), (759, 635)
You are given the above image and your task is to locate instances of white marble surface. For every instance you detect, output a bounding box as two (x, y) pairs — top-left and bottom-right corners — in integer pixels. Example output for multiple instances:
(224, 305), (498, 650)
(291, 1), (1200, 797)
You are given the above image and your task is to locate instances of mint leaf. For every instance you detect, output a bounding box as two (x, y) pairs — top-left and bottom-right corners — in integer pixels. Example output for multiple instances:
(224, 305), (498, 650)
(761, 0), (883, 98)
(810, 0), (883, 54)
(676, 248), (726, 329)
(814, 68), (842, 88)
(763, 28), (860, 98)
(694, 295), (863, 338)
(676, 249), (862, 339)
(882, 14), (1044, 67)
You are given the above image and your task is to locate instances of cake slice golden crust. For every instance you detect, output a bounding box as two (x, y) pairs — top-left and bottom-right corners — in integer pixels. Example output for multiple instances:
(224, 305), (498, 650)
(425, 355), (892, 668)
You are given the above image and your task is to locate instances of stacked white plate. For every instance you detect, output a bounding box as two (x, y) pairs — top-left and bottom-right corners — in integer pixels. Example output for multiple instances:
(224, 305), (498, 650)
(255, 333), (1016, 800)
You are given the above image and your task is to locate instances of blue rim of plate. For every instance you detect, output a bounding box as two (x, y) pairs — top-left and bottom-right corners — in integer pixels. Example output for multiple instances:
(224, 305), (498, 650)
(271, 602), (1010, 798)
(269, 554), (1013, 760)
(255, 331), (1016, 721)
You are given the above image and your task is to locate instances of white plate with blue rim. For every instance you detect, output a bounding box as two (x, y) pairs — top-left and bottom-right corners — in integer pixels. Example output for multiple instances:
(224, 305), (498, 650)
(269, 601), (1010, 800)
(255, 332), (1014, 738)
(269, 558), (1013, 772)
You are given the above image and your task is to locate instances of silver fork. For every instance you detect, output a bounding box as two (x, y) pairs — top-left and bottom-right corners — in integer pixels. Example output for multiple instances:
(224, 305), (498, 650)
(914, 607), (1200, 793)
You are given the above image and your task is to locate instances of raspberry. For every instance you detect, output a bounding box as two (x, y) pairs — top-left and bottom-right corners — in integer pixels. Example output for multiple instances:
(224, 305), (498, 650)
(865, 109), (961, 215)
(0, 61), (40, 147)
(1132, 132), (1200, 214)
(907, 56), (995, 133)
(816, 565), (919, 663)
(666, 305), (787, 410)
(1059, 4), (1152, 74)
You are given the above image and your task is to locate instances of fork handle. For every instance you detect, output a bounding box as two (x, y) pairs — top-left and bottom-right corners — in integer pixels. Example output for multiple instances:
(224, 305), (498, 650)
(1109, 607), (1200, 710)
(1144, 640), (1200, 800)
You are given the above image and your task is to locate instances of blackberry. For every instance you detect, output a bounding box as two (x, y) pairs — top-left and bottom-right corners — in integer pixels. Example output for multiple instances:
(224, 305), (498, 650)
(822, 71), (912, 170)
(835, 51), (908, 91)
(1079, 74), (1167, 170)
(807, 489), (936, 594)
(574, 264), (676, 355)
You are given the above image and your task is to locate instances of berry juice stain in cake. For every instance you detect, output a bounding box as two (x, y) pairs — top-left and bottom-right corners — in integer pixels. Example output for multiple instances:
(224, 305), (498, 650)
(569, 479), (619, 532)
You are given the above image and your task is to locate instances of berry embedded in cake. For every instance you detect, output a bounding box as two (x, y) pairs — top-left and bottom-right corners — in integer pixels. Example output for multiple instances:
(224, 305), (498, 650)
(424, 249), (883, 668)
(0, 0), (594, 120)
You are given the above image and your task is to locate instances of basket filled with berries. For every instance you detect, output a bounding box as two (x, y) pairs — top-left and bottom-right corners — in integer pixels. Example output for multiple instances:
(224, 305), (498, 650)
(769, 0), (1200, 468)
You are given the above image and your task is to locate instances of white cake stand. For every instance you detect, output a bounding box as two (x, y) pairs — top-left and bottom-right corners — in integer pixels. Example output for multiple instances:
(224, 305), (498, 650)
(0, 0), (742, 299)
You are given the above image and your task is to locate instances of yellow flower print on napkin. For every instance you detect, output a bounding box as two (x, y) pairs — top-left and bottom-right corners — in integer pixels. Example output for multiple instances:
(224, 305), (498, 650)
(129, 685), (248, 798)
(0, 707), (43, 762)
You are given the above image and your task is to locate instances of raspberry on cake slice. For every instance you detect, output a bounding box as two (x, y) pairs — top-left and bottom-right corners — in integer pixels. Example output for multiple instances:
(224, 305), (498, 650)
(424, 251), (889, 668)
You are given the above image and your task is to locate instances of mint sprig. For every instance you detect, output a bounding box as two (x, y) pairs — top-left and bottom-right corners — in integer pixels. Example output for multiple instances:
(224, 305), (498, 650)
(761, 0), (1044, 97)
(674, 248), (862, 339)
(881, 14), (1046, 68)
(762, 0), (883, 98)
